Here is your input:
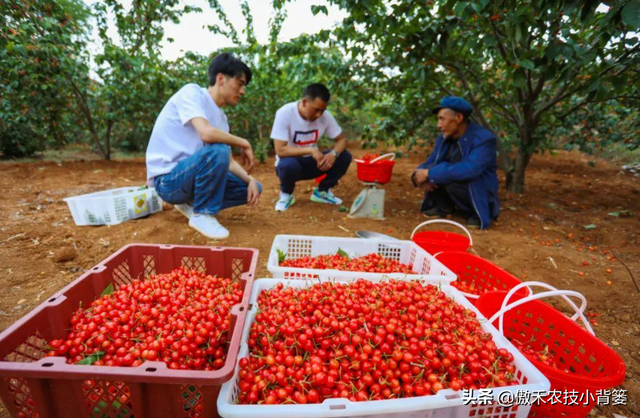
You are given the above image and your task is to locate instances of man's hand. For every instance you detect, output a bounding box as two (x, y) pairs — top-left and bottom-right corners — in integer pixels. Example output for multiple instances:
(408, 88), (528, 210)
(246, 178), (260, 208)
(240, 141), (255, 174)
(421, 182), (438, 192)
(414, 169), (429, 185)
(311, 148), (324, 164)
(318, 152), (337, 171)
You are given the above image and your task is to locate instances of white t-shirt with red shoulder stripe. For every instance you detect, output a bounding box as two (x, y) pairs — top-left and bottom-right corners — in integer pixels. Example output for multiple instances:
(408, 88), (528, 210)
(270, 101), (342, 166)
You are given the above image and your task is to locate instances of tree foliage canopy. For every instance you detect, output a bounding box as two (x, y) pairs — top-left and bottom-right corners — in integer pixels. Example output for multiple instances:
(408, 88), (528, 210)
(0, 0), (638, 194)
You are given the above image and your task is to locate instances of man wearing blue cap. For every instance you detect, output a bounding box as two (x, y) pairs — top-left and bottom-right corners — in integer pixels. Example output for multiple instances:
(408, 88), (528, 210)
(412, 96), (500, 229)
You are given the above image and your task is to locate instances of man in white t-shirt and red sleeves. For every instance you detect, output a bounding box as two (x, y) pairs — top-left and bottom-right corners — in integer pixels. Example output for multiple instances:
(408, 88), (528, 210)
(271, 83), (352, 212)
(145, 53), (261, 239)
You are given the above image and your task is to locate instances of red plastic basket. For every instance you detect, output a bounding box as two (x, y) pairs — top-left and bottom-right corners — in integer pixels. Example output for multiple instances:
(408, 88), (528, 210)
(411, 220), (472, 254)
(355, 153), (396, 184)
(434, 251), (529, 305)
(476, 284), (626, 418)
(0, 244), (258, 418)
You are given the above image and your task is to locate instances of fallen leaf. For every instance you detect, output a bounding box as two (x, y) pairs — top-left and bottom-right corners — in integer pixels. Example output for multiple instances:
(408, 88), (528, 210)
(17, 299), (26, 305)
(583, 224), (597, 230)
(611, 340), (620, 346)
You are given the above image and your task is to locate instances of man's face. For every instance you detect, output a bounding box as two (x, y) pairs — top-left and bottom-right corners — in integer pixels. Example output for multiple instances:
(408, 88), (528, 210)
(300, 97), (328, 122)
(436, 108), (463, 138)
(218, 74), (247, 106)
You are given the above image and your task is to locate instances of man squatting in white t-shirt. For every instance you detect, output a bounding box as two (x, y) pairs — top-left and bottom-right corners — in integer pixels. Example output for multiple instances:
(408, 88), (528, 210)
(271, 83), (352, 212)
(145, 53), (261, 239)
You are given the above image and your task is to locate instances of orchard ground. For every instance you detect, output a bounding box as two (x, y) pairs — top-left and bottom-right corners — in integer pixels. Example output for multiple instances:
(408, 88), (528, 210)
(0, 146), (638, 417)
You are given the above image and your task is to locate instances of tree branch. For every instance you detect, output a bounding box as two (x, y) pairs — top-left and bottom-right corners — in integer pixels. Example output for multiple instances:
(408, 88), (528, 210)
(557, 94), (640, 120)
(489, 19), (511, 66)
(69, 79), (106, 158)
(532, 79), (579, 125)
(207, 0), (241, 45)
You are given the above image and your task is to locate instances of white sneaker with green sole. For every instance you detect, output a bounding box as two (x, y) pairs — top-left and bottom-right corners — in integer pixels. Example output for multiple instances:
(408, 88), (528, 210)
(275, 192), (296, 212)
(310, 189), (343, 205)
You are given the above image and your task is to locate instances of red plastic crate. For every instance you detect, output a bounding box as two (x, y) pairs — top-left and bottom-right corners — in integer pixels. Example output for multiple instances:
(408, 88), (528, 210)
(0, 244), (258, 418)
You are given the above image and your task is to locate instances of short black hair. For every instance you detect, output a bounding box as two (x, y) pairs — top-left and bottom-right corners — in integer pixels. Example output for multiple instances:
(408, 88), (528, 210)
(208, 53), (252, 86)
(303, 83), (330, 102)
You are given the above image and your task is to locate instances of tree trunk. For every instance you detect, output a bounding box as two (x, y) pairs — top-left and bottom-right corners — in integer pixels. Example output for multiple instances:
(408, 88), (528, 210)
(506, 131), (533, 194)
(104, 120), (113, 160)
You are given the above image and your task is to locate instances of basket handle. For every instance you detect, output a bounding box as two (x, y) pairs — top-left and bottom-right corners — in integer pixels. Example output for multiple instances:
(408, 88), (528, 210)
(487, 281), (595, 336)
(370, 153), (396, 163)
(354, 153), (396, 164)
(410, 219), (473, 247)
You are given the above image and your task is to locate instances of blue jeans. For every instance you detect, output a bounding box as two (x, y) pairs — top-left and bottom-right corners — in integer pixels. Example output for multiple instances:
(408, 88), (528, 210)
(154, 144), (263, 216)
(276, 150), (352, 194)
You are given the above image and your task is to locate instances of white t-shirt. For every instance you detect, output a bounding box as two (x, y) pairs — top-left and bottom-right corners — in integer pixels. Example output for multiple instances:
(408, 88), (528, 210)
(146, 83), (229, 185)
(270, 101), (342, 166)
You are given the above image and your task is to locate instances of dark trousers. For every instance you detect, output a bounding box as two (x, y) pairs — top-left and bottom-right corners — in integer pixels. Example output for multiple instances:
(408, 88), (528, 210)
(276, 150), (352, 194)
(431, 182), (475, 217)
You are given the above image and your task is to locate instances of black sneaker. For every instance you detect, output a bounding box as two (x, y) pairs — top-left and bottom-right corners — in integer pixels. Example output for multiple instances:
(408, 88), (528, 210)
(467, 216), (481, 228)
(422, 207), (453, 218)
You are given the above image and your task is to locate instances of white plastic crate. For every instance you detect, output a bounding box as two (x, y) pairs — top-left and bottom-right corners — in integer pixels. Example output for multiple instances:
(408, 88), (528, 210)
(64, 186), (163, 226)
(267, 234), (456, 282)
(218, 277), (550, 418)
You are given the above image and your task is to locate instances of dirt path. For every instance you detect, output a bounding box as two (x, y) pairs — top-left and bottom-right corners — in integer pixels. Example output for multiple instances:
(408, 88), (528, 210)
(0, 148), (638, 417)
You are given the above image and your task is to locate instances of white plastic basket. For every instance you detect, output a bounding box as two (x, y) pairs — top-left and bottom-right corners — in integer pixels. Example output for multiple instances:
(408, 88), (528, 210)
(64, 186), (163, 226)
(267, 234), (457, 282)
(217, 276), (550, 418)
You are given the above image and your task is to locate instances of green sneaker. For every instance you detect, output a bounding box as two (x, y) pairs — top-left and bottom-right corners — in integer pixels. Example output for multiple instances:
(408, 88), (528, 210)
(310, 189), (343, 205)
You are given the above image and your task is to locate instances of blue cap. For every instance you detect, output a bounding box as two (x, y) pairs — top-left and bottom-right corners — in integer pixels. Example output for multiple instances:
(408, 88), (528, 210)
(432, 96), (473, 116)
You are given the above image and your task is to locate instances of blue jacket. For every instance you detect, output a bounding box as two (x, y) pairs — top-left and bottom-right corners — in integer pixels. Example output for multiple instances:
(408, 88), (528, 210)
(417, 122), (500, 229)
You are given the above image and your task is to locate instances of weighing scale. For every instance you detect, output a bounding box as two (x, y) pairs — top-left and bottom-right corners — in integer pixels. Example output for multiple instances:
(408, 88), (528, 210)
(348, 182), (387, 220)
(349, 153), (396, 220)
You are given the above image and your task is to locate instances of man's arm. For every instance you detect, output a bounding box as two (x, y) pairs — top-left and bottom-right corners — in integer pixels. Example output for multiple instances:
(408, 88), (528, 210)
(191, 117), (254, 173)
(428, 136), (497, 184)
(191, 117), (250, 148)
(412, 135), (443, 187)
(273, 139), (323, 159)
(228, 155), (260, 208)
(318, 133), (348, 171)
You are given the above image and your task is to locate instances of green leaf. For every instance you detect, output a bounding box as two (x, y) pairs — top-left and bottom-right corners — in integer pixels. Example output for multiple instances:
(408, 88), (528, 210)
(100, 283), (114, 297)
(337, 248), (349, 259)
(276, 249), (286, 264)
(515, 25), (522, 44)
(76, 351), (104, 365)
(453, 2), (468, 14)
(311, 5), (329, 16)
(608, 212), (620, 217)
(519, 59), (535, 70)
(339, 205), (348, 212)
(621, 1), (640, 28)
(583, 224), (597, 230)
